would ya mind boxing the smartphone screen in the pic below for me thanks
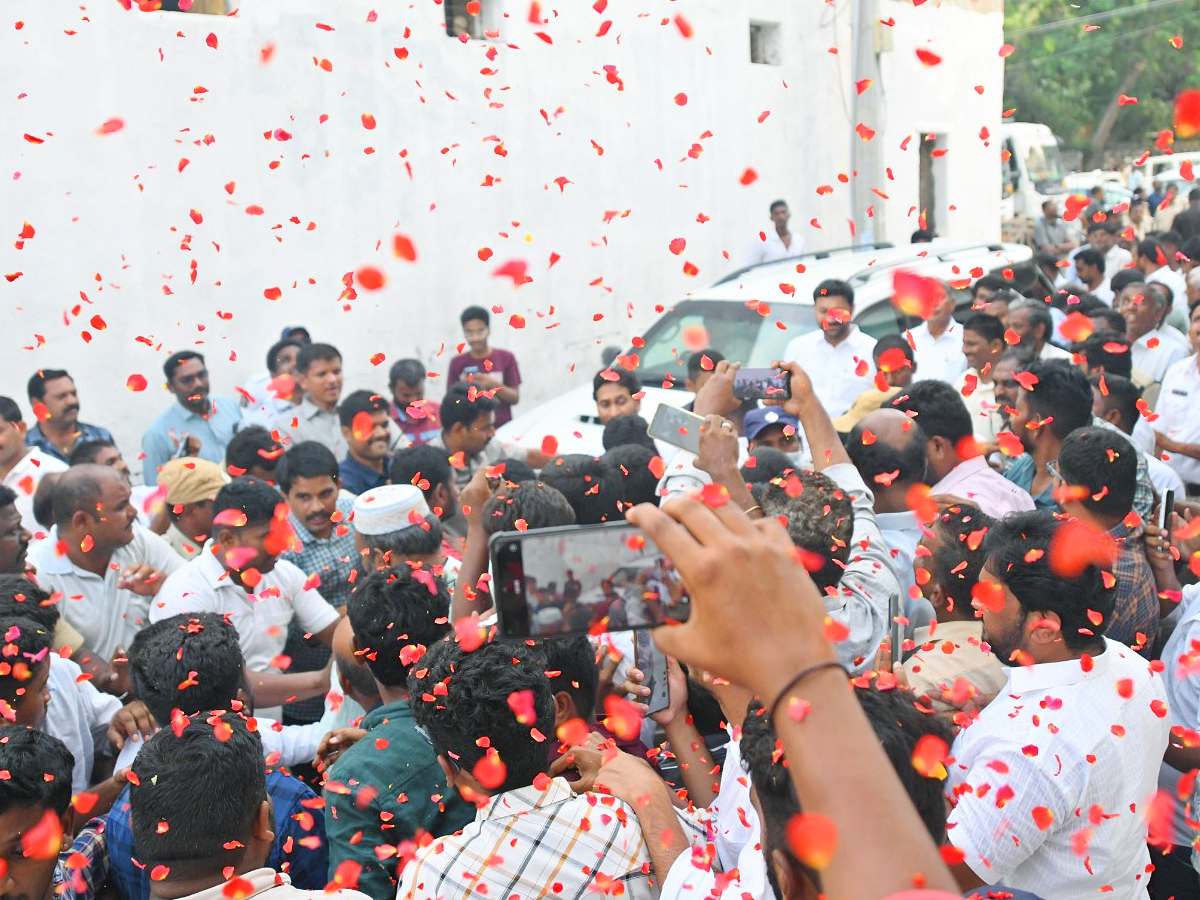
[647,404,705,454]
[733,368,791,401]
[634,629,670,716]
[489,522,690,640]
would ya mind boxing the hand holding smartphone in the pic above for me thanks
[647,405,706,454]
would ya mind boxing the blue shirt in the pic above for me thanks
[105,769,328,900]
[26,422,114,463]
[141,396,241,486]
[1002,454,1058,511]
[338,454,390,496]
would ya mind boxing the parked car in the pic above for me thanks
[498,240,1045,455]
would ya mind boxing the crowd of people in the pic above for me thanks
[3,206,1200,900]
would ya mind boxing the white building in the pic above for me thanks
[0,0,1002,458]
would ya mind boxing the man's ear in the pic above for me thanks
[1028,610,1065,646]
[431,484,449,517]
[771,847,809,900]
[683,378,696,392]
[552,691,574,728]
[59,806,78,839]
[252,799,275,843]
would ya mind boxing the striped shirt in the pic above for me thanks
[396,776,705,900]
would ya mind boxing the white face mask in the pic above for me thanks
[786,450,808,469]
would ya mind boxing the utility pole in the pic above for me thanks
[851,0,886,245]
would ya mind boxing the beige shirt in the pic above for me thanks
[903,619,1008,711]
[163,521,205,560]
[176,869,369,900]
[958,369,1001,445]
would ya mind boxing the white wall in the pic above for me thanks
[0,0,1000,460]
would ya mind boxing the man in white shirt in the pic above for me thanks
[908,286,968,384]
[1073,246,1114,304]
[744,199,801,267]
[1120,281,1190,383]
[1138,236,1189,317]
[958,314,1007,446]
[0,397,67,535]
[30,465,183,662]
[782,279,877,418]
[890,380,1036,518]
[1133,340,1200,495]
[946,510,1170,898]
[151,477,341,719]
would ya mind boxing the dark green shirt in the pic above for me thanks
[324,699,474,900]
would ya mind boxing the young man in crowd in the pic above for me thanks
[142,351,242,487]
[958,313,1007,446]
[24,369,115,464]
[430,384,547,490]
[743,407,803,458]
[390,443,463,540]
[539,454,624,524]
[782,279,877,418]
[325,569,474,898]
[273,343,347,459]
[240,337,304,429]
[906,285,966,384]
[224,425,284,482]
[1073,246,1113,304]
[0,396,68,533]
[337,389,392,495]
[448,306,521,428]
[593,366,643,425]
[155,457,224,561]
[387,358,441,446]
[745,198,798,265]
[833,333,916,434]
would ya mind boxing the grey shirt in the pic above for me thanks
[274,398,348,458]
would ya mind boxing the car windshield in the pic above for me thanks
[1024,140,1065,194]
[631,299,816,385]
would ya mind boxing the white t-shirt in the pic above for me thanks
[3,448,67,536]
[781,326,878,418]
[44,654,122,793]
[114,715,324,772]
[908,321,968,385]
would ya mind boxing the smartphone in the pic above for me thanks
[462,365,481,376]
[172,434,192,460]
[733,368,792,401]
[488,522,690,640]
[647,404,705,454]
[634,629,670,716]
[1159,489,1175,545]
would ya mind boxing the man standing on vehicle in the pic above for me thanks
[744,199,800,266]
[782,279,877,418]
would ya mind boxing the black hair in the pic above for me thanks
[910,229,935,243]
[768,199,788,213]
[337,389,389,429]
[926,506,995,615]
[0,616,52,707]
[26,370,71,403]
[540,635,599,722]
[601,444,662,508]
[347,568,452,688]
[973,274,1013,297]
[592,368,642,401]
[50,464,111,527]
[1017,360,1093,441]
[538,455,624,524]
[740,448,797,485]
[360,513,444,559]
[1057,426,1138,519]
[0,726,74,817]
[845,418,928,490]
[759,471,853,593]
[493,458,537,484]
[130,713,266,880]
[408,637,555,793]
[225,426,283,478]
[0,398,22,425]
[390,445,453,498]
[984,510,1113,650]
[68,439,117,467]
[388,358,425,389]
[460,305,490,327]
[212,478,284,530]
[686,350,726,379]
[1109,268,1143,296]
[1181,236,1200,262]
[813,278,854,306]
[128,614,246,725]
[1089,307,1127,336]
[962,312,1005,344]
[889,380,973,448]
[1074,247,1105,275]
[872,333,915,364]
[32,475,60,531]
[440,382,497,432]
[481,482,576,536]
[265,339,302,376]
[601,415,656,452]
[0,577,58,631]
[1137,239,1166,266]
[1076,331,1132,379]
[1089,373,1140,434]
[0,486,16,513]
[275,441,339,493]
[294,342,341,375]
[163,351,203,383]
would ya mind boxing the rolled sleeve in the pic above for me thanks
[283,564,340,636]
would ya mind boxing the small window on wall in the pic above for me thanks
[749,21,782,66]
[157,0,225,12]
[446,0,492,40]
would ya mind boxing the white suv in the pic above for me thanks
[498,240,1045,455]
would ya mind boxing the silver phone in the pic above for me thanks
[647,404,705,454]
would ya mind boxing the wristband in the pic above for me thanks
[767,661,848,722]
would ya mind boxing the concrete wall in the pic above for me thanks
[0,0,1000,462]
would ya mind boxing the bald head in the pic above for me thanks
[51,463,124,525]
[845,409,929,512]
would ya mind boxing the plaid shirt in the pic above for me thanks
[396,777,705,900]
[27,422,114,464]
[1106,520,1159,655]
[54,819,108,900]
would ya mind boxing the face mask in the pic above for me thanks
[786,450,808,469]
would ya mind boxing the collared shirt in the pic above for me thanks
[958,369,1001,445]
[931,455,1036,519]
[782,326,878,418]
[54,819,108,900]
[1132,326,1191,384]
[745,229,801,266]
[947,639,1170,898]
[45,655,122,793]
[397,776,706,900]
[163,521,204,560]
[1148,264,1189,315]
[141,396,241,487]
[105,775,332,900]
[3,448,67,535]
[325,700,476,900]
[1001,454,1057,511]
[1032,216,1071,252]
[1092,416,1156,520]
[1105,519,1159,654]
[1105,244,1133,275]
[280,496,358,611]
[908,321,967,385]
[1133,354,1200,485]
[1156,583,1200,850]
[26,422,114,464]
[1035,340,1073,363]
[903,620,1007,713]
[875,509,936,637]
[273,398,348,459]
[390,399,442,447]
[30,524,185,661]
[150,547,340,675]
[428,433,528,490]
[338,454,389,496]
[160,869,369,900]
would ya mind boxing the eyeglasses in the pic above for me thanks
[1046,459,1062,482]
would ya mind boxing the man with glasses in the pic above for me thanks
[142,350,241,486]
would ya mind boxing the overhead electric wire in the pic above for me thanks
[1006,7,1196,68]
[1009,0,1198,37]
